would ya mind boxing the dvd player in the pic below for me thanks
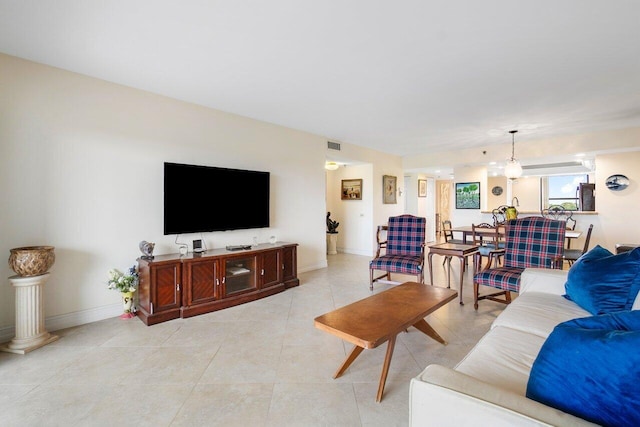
[226,245,252,251]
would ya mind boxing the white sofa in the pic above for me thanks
[409,267,633,426]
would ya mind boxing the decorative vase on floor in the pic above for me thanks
[120,291,136,319]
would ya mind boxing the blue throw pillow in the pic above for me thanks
[564,245,640,315]
[526,311,640,426]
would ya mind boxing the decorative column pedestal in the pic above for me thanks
[0,273,59,354]
[327,233,338,255]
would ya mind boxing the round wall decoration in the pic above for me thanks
[605,174,629,191]
[491,186,504,196]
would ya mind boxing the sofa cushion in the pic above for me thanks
[491,291,590,337]
[526,310,640,426]
[564,245,640,315]
[455,326,546,396]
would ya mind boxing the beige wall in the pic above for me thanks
[0,53,400,335]
[593,151,640,250]
[325,158,405,256]
[444,151,640,252]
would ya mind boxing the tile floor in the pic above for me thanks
[0,250,508,426]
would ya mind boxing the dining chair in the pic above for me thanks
[471,223,505,270]
[491,205,511,226]
[441,219,466,266]
[369,214,426,290]
[563,224,594,267]
[442,220,465,244]
[541,205,575,229]
[542,205,577,249]
[473,217,566,309]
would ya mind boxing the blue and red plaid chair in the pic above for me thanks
[473,217,566,309]
[369,214,426,290]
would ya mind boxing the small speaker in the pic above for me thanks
[193,239,204,253]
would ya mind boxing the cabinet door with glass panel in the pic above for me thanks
[222,255,258,296]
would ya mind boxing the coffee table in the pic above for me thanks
[313,282,457,402]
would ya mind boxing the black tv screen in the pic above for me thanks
[164,162,270,234]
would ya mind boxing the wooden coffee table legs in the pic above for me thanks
[412,318,447,345]
[332,319,445,402]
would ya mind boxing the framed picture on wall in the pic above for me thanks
[383,175,397,204]
[341,179,363,200]
[418,179,427,197]
[455,182,480,209]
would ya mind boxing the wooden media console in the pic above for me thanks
[136,242,298,325]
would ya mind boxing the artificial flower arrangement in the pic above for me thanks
[107,265,139,293]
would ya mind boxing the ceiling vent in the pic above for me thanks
[327,141,341,151]
[521,161,592,176]
[522,161,582,170]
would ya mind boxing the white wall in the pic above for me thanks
[450,166,487,227]
[0,53,399,335]
[403,173,436,242]
[593,151,640,250]
[442,151,640,252]
[326,164,373,256]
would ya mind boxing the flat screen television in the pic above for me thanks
[164,162,270,234]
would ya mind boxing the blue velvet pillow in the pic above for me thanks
[564,245,640,315]
[526,311,640,426]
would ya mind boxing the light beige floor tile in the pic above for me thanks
[0,251,505,425]
[43,346,156,385]
[0,345,92,384]
[267,382,361,426]
[160,321,232,349]
[172,383,273,427]
[0,383,115,426]
[354,380,410,426]
[198,342,281,384]
[80,383,193,427]
[128,346,218,385]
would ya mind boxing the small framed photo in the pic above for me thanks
[418,179,427,198]
[455,182,481,209]
[383,175,397,204]
[341,179,363,200]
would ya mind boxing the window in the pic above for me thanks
[542,174,589,210]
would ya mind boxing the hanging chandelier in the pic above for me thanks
[504,130,523,180]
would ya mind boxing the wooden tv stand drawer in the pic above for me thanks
[137,242,299,325]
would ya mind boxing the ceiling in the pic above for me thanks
[1,1,640,160]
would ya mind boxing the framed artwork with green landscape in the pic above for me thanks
[455,182,480,209]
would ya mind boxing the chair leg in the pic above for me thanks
[369,269,374,291]
[473,281,479,310]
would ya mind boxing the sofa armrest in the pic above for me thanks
[519,268,569,296]
[410,365,597,427]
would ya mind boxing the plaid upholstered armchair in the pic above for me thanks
[369,214,426,291]
[473,217,566,309]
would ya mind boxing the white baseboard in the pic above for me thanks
[0,262,333,343]
[0,303,122,343]
[298,261,328,274]
[337,247,374,257]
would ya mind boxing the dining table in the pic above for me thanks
[451,225,582,246]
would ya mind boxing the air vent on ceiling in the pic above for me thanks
[327,141,341,151]
[522,161,582,170]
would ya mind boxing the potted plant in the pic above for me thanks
[107,266,139,319]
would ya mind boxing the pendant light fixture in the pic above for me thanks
[504,130,523,180]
